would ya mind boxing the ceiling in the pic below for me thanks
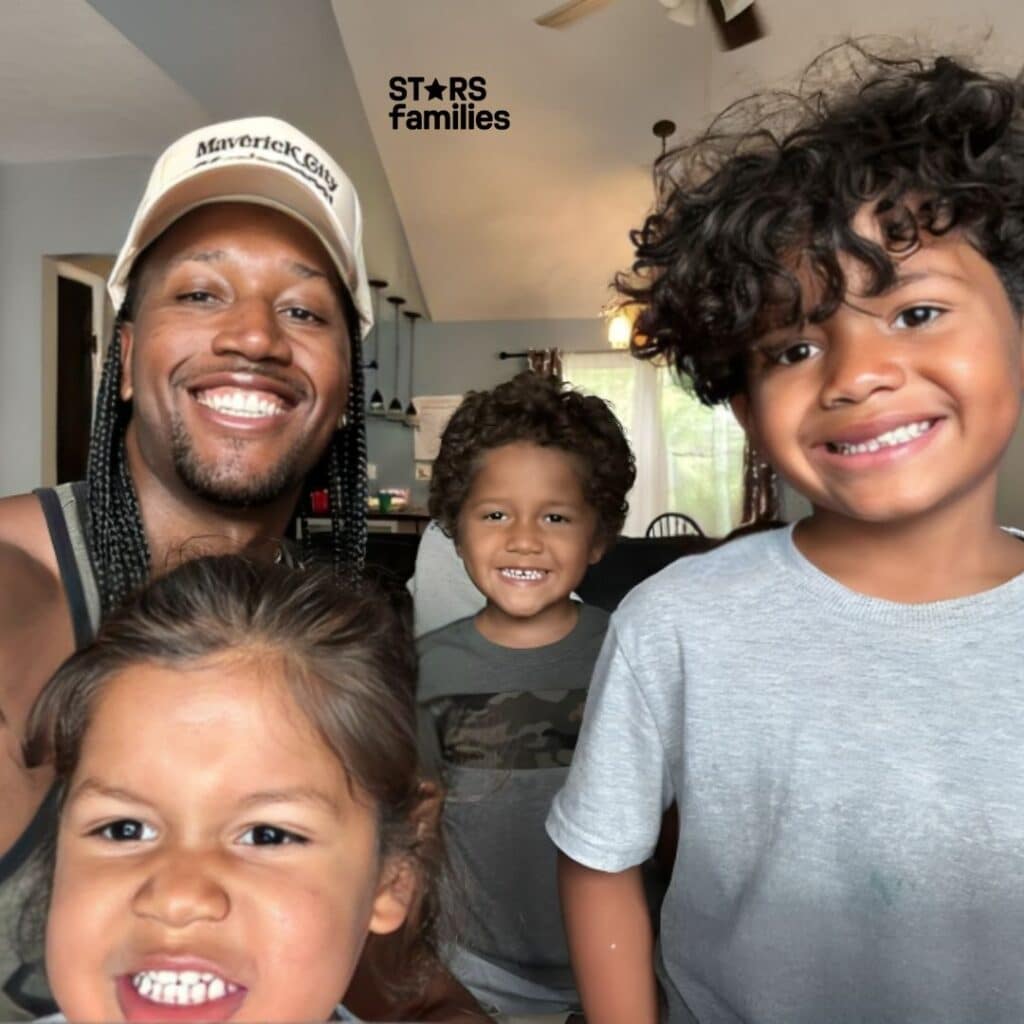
[0,0,207,164]
[3,0,1024,321]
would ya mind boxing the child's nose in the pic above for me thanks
[132,847,231,928]
[505,521,543,553]
[211,297,292,365]
[819,328,906,407]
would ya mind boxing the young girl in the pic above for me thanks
[21,554,455,1024]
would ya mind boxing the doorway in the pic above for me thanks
[56,275,95,482]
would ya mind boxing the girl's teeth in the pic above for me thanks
[502,568,545,580]
[829,419,932,455]
[131,969,237,1006]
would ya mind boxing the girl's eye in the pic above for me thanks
[93,819,156,842]
[769,341,821,367]
[546,513,569,524]
[238,825,307,846]
[892,305,943,330]
[483,511,507,521]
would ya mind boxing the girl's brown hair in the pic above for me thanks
[23,554,443,1000]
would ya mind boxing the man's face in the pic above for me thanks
[120,203,350,508]
[732,226,1024,528]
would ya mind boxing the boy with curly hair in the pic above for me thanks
[547,47,1024,1024]
[418,371,635,1021]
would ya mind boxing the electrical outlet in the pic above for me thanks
[367,462,378,481]
[415,462,432,481]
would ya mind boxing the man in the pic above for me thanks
[0,116,485,1023]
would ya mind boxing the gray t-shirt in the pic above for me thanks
[547,525,1024,1024]
[418,605,609,1015]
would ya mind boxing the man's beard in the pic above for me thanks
[169,414,315,508]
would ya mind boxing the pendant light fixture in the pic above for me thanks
[403,310,421,428]
[386,295,406,420]
[367,279,387,415]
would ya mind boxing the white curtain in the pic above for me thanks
[562,351,667,537]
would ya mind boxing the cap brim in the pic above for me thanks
[108,163,372,335]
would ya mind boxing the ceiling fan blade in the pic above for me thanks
[662,0,699,27]
[534,0,617,28]
[709,0,765,49]
[717,0,754,20]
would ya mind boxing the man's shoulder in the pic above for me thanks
[0,539,64,633]
[0,492,57,578]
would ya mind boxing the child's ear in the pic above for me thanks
[367,781,443,936]
[729,391,751,435]
[119,323,135,402]
[367,863,414,936]
[588,533,608,566]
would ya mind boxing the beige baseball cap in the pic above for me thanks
[107,116,373,337]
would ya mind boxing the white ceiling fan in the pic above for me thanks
[535,0,764,49]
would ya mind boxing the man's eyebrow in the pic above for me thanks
[285,260,328,281]
[166,248,227,268]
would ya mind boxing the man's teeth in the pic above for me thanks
[131,969,237,1005]
[829,419,933,455]
[501,568,547,581]
[196,390,284,418]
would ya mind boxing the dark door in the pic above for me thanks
[57,276,95,483]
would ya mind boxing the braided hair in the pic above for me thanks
[85,265,368,616]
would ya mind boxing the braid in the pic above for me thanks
[85,323,151,615]
[332,324,368,583]
[297,309,368,583]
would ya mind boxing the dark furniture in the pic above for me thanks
[645,511,705,538]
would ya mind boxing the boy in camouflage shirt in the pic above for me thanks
[417,371,634,1022]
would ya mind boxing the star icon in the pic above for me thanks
[425,78,446,101]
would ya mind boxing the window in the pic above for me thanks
[563,350,746,537]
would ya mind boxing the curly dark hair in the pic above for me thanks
[429,371,635,544]
[618,42,1024,405]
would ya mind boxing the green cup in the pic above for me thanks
[378,492,392,513]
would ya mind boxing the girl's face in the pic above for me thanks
[47,656,411,1023]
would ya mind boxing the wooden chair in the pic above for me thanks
[645,512,705,538]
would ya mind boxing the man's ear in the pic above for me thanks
[118,323,134,402]
[367,781,442,937]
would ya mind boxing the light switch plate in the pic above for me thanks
[415,462,432,481]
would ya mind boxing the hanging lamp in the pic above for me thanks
[403,311,421,428]
[367,279,387,415]
[386,295,406,420]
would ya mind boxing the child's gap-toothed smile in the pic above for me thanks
[824,418,937,456]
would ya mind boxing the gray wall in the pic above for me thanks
[0,156,153,494]
[0,0,426,494]
[365,317,607,505]
[87,0,426,309]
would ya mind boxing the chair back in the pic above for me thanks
[645,512,704,538]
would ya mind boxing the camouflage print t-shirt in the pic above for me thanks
[416,605,609,1014]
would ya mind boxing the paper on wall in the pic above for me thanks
[412,394,463,461]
